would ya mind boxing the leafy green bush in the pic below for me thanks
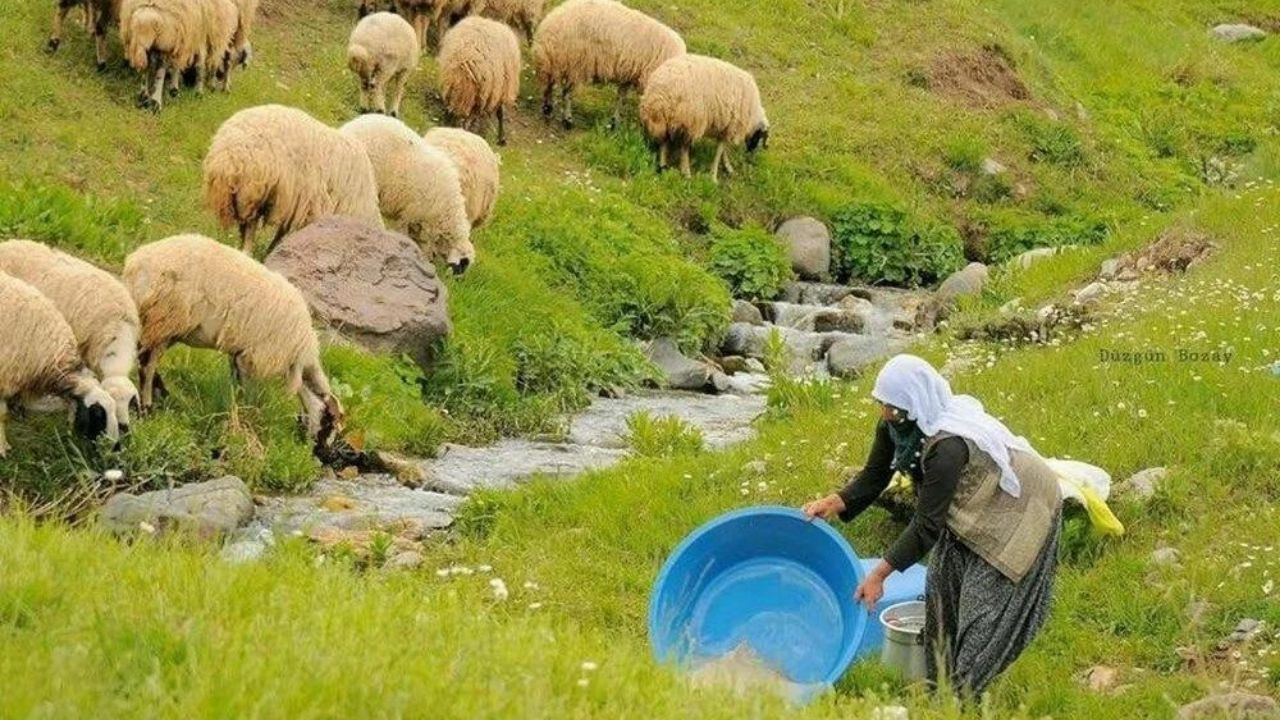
[322,345,448,458]
[623,411,704,457]
[0,181,141,264]
[706,223,793,300]
[977,210,1110,263]
[830,202,965,285]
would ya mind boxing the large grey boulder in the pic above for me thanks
[100,476,254,539]
[645,337,729,393]
[936,262,989,304]
[266,216,452,373]
[1210,24,1266,42]
[776,217,831,280]
[826,335,902,378]
[731,299,764,325]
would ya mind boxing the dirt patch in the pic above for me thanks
[925,45,1031,109]
[1108,227,1217,279]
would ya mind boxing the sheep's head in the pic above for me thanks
[444,238,476,275]
[409,221,475,275]
[314,393,346,455]
[102,376,141,434]
[69,372,120,448]
[347,46,376,90]
[746,122,770,153]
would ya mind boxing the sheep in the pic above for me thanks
[203,104,385,254]
[0,240,142,432]
[122,234,344,451]
[392,0,483,48]
[0,272,121,457]
[201,0,241,92]
[49,0,123,71]
[437,16,521,145]
[357,0,395,19]
[639,54,770,182]
[347,11,420,118]
[532,0,685,129]
[120,0,239,109]
[479,0,543,43]
[422,126,500,228]
[339,115,474,273]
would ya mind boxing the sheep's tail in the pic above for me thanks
[124,6,163,70]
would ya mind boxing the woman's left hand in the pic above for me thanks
[853,560,892,612]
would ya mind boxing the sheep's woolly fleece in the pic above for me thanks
[640,53,768,145]
[340,115,472,265]
[202,104,384,250]
[347,12,420,112]
[479,0,545,39]
[120,0,206,71]
[438,16,521,120]
[423,126,501,228]
[532,0,685,90]
[0,272,86,402]
[123,234,320,385]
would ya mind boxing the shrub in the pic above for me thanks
[830,201,965,285]
[706,223,793,300]
[977,209,1110,263]
[322,345,449,458]
[623,411,704,457]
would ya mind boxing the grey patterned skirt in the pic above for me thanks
[922,509,1062,696]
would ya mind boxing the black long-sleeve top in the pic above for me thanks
[837,420,969,571]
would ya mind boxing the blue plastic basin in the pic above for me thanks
[647,506,868,688]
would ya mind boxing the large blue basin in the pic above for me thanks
[647,506,868,688]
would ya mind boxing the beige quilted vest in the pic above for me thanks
[926,432,1062,583]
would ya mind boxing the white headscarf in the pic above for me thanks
[871,354,1037,497]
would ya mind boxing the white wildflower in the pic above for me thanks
[581,661,598,672]
[489,578,509,601]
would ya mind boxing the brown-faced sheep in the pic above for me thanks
[347,11,420,117]
[0,272,121,456]
[49,0,124,70]
[123,235,344,451]
[423,126,500,228]
[392,0,477,48]
[203,104,385,254]
[532,0,685,129]
[0,240,142,431]
[479,0,543,43]
[639,54,769,182]
[340,115,474,273]
[437,16,521,145]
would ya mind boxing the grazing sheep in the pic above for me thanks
[437,16,521,145]
[121,0,237,109]
[532,0,685,129]
[201,0,241,92]
[423,126,500,228]
[122,235,344,450]
[49,0,123,71]
[0,240,142,431]
[479,0,543,43]
[340,115,474,273]
[639,54,769,182]
[0,272,121,457]
[203,104,385,254]
[347,11,420,117]
[231,0,258,66]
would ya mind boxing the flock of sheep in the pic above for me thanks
[2,0,774,461]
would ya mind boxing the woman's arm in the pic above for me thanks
[881,436,968,571]
[835,420,897,521]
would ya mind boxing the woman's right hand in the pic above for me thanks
[802,493,846,522]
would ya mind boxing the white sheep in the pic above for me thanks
[422,126,500,228]
[532,0,685,129]
[0,240,142,431]
[122,234,344,449]
[339,114,474,273]
[639,53,770,182]
[437,16,521,145]
[479,0,544,43]
[0,272,121,457]
[49,0,122,70]
[203,104,385,254]
[347,11,420,118]
[230,0,258,67]
[121,0,204,110]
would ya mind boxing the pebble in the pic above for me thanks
[384,550,424,571]
[1151,547,1182,566]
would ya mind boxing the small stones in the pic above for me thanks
[731,299,764,325]
[1176,692,1278,720]
[384,550,424,571]
[1081,665,1117,693]
[1074,282,1106,306]
[1150,547,1182,566]
[1209,24,1267,43]
[980,157,1006,175]
[1222,618,1264,647]
[1099,258,1120,280]
[1120,467,1167,500]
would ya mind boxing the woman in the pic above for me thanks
[802,354,1062,696]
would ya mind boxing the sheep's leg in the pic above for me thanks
[413,13,429,49]
[721,147,735,177]
[167,65,180,97]
[238,221,257,254]
[226,353,244,429]
[0,399,9,458]
[193,54,207,95]
[143,54,166,112]
[138,344,168,410]
[218,51,234,92]
[679,142,692,178]
[540,80,555,121]
[711,142,725,184]
[496,106,507,146]
[560,85,574,129]
[655,140,668,173]
[93,11,110,71]
[610,86,627,131]
[298,364,341,449]
[49,0,74,52]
